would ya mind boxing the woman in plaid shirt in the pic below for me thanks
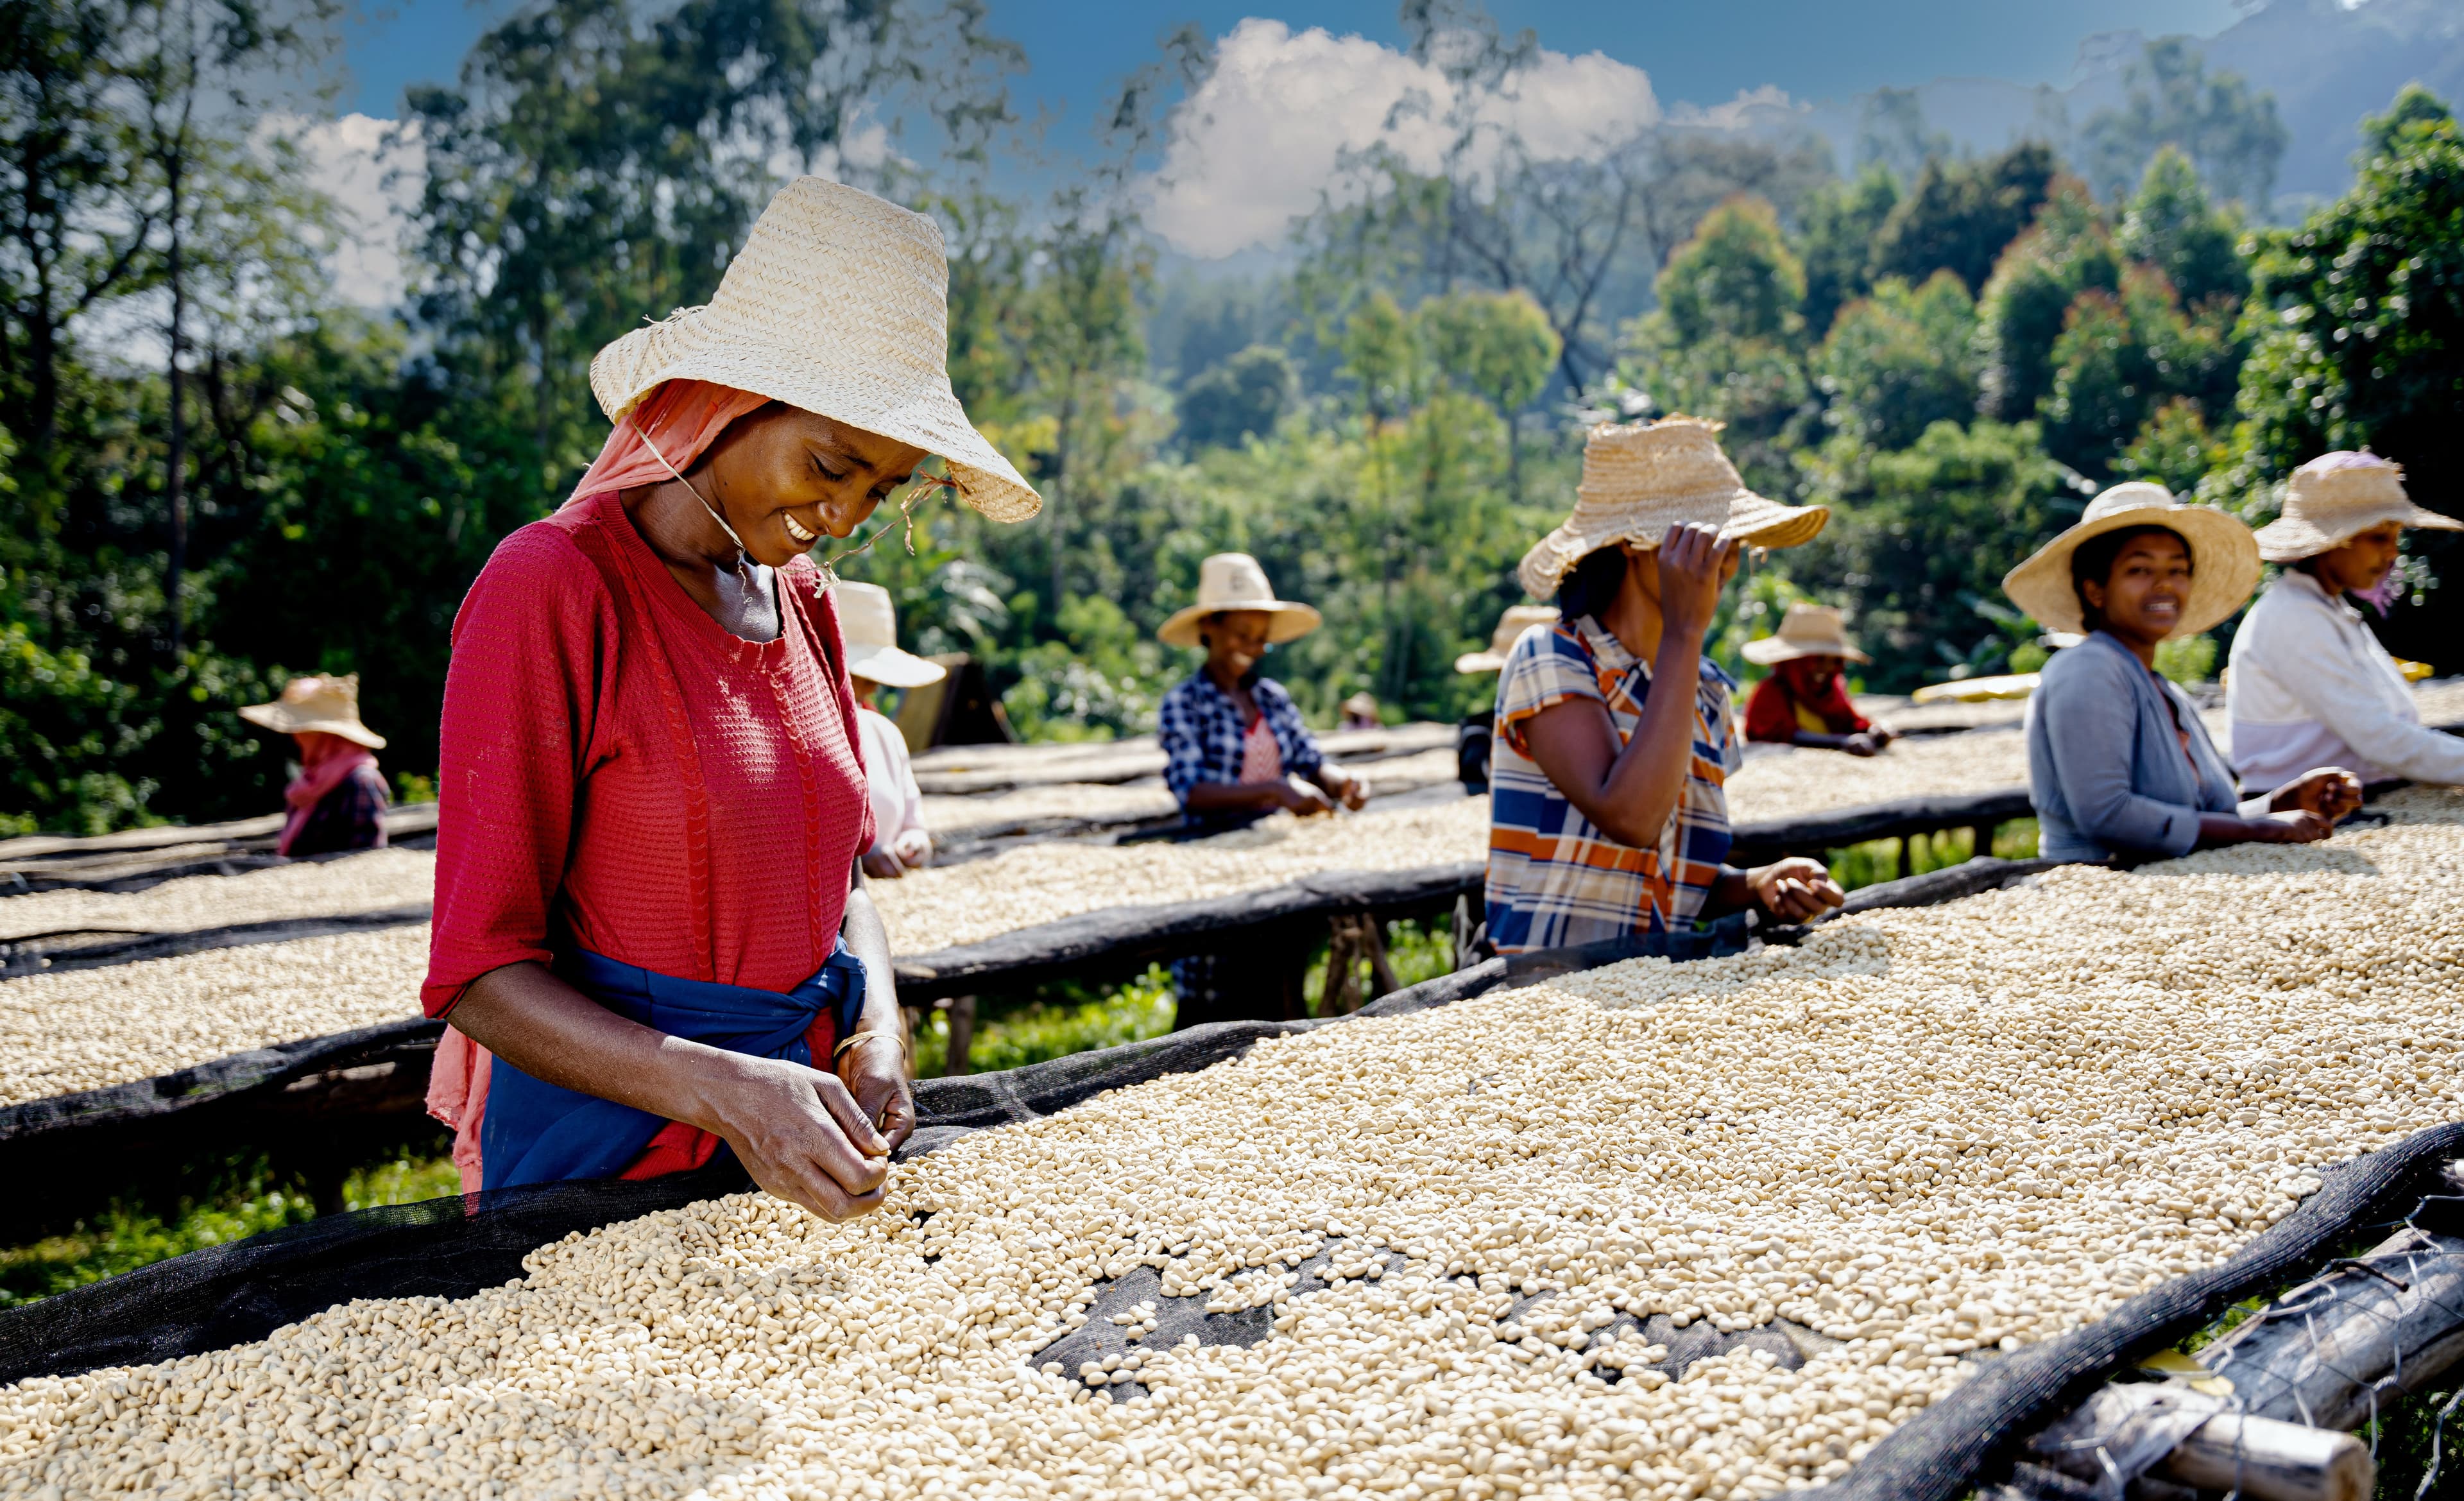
[1487,419,1847,955]
[1157,553,1369,833]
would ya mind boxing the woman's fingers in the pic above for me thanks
[810,1068,892,1160]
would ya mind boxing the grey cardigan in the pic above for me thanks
[2026,631,2243,862]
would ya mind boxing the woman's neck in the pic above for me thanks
[1205,656,1253,696]
[619,479,778,639]
[1598,576,1664,664]
[2099,624,2163,671]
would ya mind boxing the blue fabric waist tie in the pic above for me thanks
[479,939,867,1192]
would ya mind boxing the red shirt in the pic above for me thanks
[423,490,874,1020]
[1743,669,1870,744]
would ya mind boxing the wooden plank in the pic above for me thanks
[1727,788,2035,862]
[0,905,432,979]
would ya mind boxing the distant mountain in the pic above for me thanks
[1722,0,2464,212]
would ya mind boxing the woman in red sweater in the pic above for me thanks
[422,179,1040,1216]
[1741,603,1895,756]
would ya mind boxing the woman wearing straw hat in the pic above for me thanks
[1486,418,1846,956]
[420,178,1038,1213]
[2228,452,2464,789]
[1156,552,1368,833]
[237,674,391,857]
[1739,603,1896,755]
[1454,604,1560,792]
[2005,482,2359,864]
[838,580,943,880]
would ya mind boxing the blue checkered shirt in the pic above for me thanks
[1158,669,1324,816]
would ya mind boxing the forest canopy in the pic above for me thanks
[1,0,2458,833]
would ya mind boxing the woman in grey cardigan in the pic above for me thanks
[2004,484,2361,862]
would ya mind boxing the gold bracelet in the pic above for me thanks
[833,1030,902,1061]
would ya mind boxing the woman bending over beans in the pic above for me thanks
[420,179,1041,1215]
[2008,483,2359,865]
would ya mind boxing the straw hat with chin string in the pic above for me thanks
[1455,605,1562,674]
[1518,417,1829,601]
[834,581,946,690]
[1158,553,1322,650]
[239,674,386,750]
[588,177,1040,525]
[2001,482,2261,639]
[2249,450,2461,563]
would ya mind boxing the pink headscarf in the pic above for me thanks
[430,377,773,1193]
[275,732,379,857]
[564,378,774,509]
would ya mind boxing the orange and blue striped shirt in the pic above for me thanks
[1484,616,1740,953]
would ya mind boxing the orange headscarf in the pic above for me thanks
[564,379,773,508]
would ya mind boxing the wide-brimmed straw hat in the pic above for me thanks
[588,178,1040,525]
[1741,603,1871,666]
[1158,553,1322,649]
[835,581,946,690]
[1455,605,1561,673]
[2002,481,2260,639]
[2249,451,2461,563]
[1517,418,1829,601]
[238,674,386,750]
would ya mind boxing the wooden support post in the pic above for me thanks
[898,1005,923,1078]
[1451,895,1481,973]
[1897,835,1914,881]
[2015,1382,2373,1501]
[1362,918,1400,1000]
[1323,915,1367,1016]
[944,995,976,1077]
[1967,823,1993,862]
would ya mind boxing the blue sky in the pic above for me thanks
[343,0,2242,124]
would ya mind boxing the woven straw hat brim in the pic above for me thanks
[237,702,386,750]
[1158,600,1322,651]
[1455,650,1510,674]
[844,644,946,690]
[2001,503,2261,639]
[593,323,1040,525]
[1740,633,1869,667]
[2250,499,2463,563]
[1516,501,1828,602]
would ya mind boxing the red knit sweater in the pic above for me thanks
[423,491,874,1021]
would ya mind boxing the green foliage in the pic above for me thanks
[2361,83,2454,162]
[2153,632,2216,685]
[1657,196,1806,347]
[1815,271,1980,450]
[2080,37,2288,209]
[2119,397,2226,495]
[1826,819,2040,893]
[909,967,1176,1078]
[2119,147,2250,309]
[1000,593,1165,741]
[1869,142,2059,296]
[1792,421,2076,692]
[1976,178,2123,422]
[1178,345,1295,451]
[2212,87,2464,664]
[1799,165,1900,341]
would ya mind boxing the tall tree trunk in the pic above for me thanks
[1048,382,1078,612]
[164,159,187,660]
[1504,400,1523,504]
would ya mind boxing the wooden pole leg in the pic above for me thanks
[1362,916,1400,1000]
[945,995,976,1077]
[1967,823,1993,862]
[1322,915,1364,1016]
[1897,835,1914,881]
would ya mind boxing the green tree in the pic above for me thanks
[2039,265,2239,482]
[1975,177,2121,422]
[2118,397,2223,496]
[1815,271,1979,451]
[2117,146,2248,309]
[1178,344,1294,452]
[1419,287,1559,500]
[1797,164,1899,341]
[2214,89,2464,667]
[1869,142,2059,296]
[2080,37,2287,209]
[2361,83,2453,160]
[1790,420,2075,692]
[1656,195,1806,347]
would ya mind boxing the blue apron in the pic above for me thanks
[479,941,868,1190]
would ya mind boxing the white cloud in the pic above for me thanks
[1141,18,1664,259]
[282,112,425,309]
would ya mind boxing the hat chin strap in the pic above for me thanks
[630,416,757,578]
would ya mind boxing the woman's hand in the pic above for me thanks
[1841,731,1886,758]
[697,1052,895,1220]
[1322,770,1369,811]
[2270,767,2363,823]
[2250,809,2336,843]
[1745,857,1846,922]
[1276,779,1338,816]
[1653,523,1737,644]
[861,848,908,880]
[891,828,934,870]
[835,1031,916,1156]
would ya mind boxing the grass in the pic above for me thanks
[0,1144,461,1308]
[1826,818,2041,893]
